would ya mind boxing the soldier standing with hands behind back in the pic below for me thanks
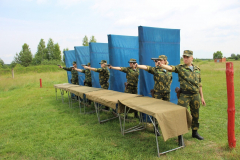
[159,50,206,140]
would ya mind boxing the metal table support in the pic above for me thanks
[119,105,146,135]
[94,102,118,124]
[148,115,185,157]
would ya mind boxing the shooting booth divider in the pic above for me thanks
[89,42,109,88]
[138,26,180,104]
[74,46,90,85]
[64,50,76,84]
[108,34,140,93]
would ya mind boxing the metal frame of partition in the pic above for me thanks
[120,105,185,157]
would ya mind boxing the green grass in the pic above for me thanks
[0,61,240,159]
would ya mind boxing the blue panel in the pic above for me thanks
[75,46,90,85]
[89,43,109,88]
[138,26,180,104]
[108,35,140,93]
[64,50,76,84]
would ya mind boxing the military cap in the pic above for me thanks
[128,58,137,63]
[72,61,77,64]
[87,62,91,66]
[99,60,107,64]
[158,55,167,60]
[183,50,193,57]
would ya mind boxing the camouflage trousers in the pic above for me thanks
[177,93,200,130]
[101,82,109,89]
[84,82,92,104]
[154,92,170,101]
[125,86,138,94]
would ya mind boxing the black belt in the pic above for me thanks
[155,91,170,94]
[127,84,137,88]
[180,90,196,95]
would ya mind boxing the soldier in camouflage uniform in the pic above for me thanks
[108,58,139,118]
[84,60,110,110]
[74,63,92,87]
[84,60,110,89]
[74,62,92,105]
[59,61,79,85]
[137,55,172,101]
[160,50,206,140]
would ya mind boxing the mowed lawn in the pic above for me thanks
[0,61,240,160]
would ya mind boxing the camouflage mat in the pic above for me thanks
[119,96,192,142]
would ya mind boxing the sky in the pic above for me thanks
[0,0,240,64]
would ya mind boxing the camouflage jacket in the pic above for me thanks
[81,69,92,83]
[95,67,110,85]
[146,66,172,93]
[63,67,79,84]
[170,64,202,93]
[121,67,139,87]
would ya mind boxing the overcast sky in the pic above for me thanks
[0,0,240,64]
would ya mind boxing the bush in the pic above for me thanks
[0,65,63,75]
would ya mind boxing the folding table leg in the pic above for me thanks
[148,115,185,157]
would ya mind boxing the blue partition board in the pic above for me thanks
[108,34,140,93]
[64,50,76,84]
[138,26,180,104]
[89,43,109,88]
[75,46,90,85]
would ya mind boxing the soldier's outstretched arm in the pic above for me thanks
[108,65,121,71]
[136,64,148,70]
[84,66,96,71]
[74,68,83,72]
[159,63,173,71]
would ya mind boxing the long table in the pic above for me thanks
[54,83,77,103]
[118,96,192,157]
[85,90,140,126]
[67,86,103,114]
[54,84,192,157]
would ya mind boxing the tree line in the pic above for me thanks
[0,35,96,69]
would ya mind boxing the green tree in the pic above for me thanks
[62,48,69,63]
[82,35,89,46]
[231,53,236,58]
[18,43,32,67]
[36,39,47,61]
[53,43,61,61]
[213,51,223,59]
[235,54,240,60]
[89,36,97,43]
[0,58,4,67]
[46,38,54,60]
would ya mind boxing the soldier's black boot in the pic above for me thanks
[134,112,139,119]
[192,130,204,140]
[154,124,161,136]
